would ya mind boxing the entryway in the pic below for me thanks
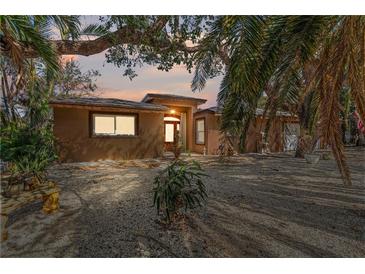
[164,114,180,151]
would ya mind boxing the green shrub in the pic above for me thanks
[0,120,57,181]
[153,160,208,222]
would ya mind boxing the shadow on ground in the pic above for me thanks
[1,148,364,257]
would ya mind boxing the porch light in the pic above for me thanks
[170,109,176,114]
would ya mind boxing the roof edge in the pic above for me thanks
[195,106,297,118]
[142,93,207,104]
[49,97,169,112]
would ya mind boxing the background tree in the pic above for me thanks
[55,60,100,96]
[192,16,365,185]
[0,15,212,112]
[1,16,214,78]
[0,16,82,185]
[0,60,57,187]
[0,16,81,78]
[0,15,82,122]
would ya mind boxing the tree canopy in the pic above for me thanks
[0,16,218,78]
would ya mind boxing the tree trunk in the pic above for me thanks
[1,69,11,122]
[295,126,311,158]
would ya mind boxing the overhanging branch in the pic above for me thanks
[1,16,200,58]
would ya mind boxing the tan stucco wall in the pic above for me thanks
[192,111,220,154]
[193,111,298,154]
[53,106,164,162]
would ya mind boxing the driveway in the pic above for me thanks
[1,148,364,257]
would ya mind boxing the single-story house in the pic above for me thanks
[50,93,299,162]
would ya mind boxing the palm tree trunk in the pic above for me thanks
[1,68,11,122]
[295,126,312,157]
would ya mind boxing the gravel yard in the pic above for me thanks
[1,148,364,257]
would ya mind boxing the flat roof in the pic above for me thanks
[141,93,207,105]
[49,97,169,112]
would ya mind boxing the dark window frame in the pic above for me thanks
[89,111,139,138]
[195,117,206,145]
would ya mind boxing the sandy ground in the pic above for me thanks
[1,148,364,257]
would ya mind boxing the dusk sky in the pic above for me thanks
[75,53,221,108]
[60,16,221,109]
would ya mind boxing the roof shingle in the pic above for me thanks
[49,97,169,111]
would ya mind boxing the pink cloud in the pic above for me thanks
[95,87,217,109]
[95,89,154,102]
[75,48,221,108]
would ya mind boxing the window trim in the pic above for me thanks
[89,111,138,138]
[195,117,206,145]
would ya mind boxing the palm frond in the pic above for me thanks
[348,16,365,124]
[191,16,226,92]
[205,16,360,185]
[0,16,60,76]
[316,21,351,185]
[220,17,267,151]
[80,23,110,37]
[50,16,81,40]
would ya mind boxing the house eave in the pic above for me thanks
[49,98,169,112]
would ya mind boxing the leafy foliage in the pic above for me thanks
[0,121,57,179]
[1,15,215,81]
[0,16,81,78]
[191,16,227,91]
[101,16,215,79]
[193,16,365,185]
[153,160,208,222]
[0,60,57,183]
[56,60,100,95]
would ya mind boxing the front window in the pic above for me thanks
[92,113,136,136]
[195,118,205,144]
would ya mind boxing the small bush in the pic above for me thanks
[0,121,57,182]
[153,160,208,222]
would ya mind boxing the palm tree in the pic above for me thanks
[192,16,365,185]
[0,16,81,75]
[0,16,81,121]
[0,17,83,182]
